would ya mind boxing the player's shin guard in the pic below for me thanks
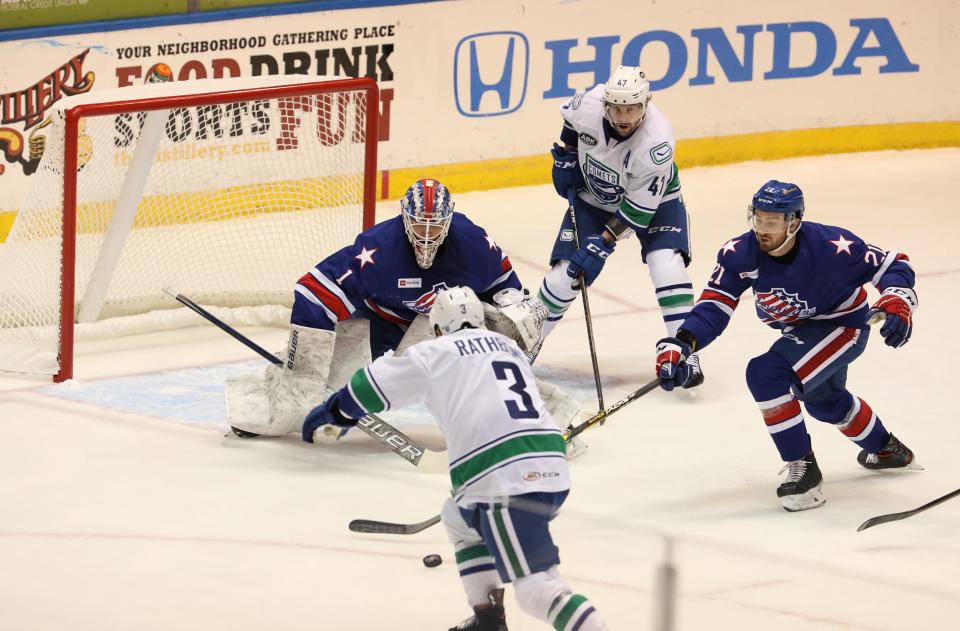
[539,262,578,338]
[514,568,607,631]
[834,396,890,454]
[747,354,810,461]
[443,499,501,607]
[645,249,694,337]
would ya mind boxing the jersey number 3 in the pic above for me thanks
[492,361,539,419]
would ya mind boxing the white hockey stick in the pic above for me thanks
[164,287,447,473]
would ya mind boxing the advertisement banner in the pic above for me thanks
[0,0,957,218]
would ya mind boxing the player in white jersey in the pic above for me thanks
[303,287,607,631]
[539,65,703,385]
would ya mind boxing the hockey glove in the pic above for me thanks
[302,390,358,443]
[866,287,917,348]
[550,143,584,198]
[655,337,694,391]
[566,235,614,287]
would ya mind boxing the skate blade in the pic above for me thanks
[781,486,826,512]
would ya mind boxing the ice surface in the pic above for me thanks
[2,149,958,630]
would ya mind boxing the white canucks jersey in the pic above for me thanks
[561,84,681,230]
[340,328,570,504]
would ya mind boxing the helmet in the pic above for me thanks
[603,66,651,134]
[429,286,485,336]
[401,178,454,269]
[749,180,805,217]
[748,180,804,253]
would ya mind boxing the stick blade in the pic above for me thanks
[349,519,410,535]
[857,512,909,532]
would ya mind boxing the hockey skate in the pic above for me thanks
[684,352,705,389]
[777,451,825,512]
[857,433,922,470]
[449,588,508,631]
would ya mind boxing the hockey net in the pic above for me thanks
[0,76,378,381]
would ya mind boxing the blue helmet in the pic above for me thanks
[749,180,804,218]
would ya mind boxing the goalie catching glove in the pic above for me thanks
[483,288,548,361]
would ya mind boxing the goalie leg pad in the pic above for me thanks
[535,377,584,429]
[326,318,372,391]
[227,325,335,436]
[393,314,434,357]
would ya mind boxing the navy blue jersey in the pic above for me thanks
[681,221,915,349]
[291,212,521,330]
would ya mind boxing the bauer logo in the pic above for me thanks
[454,31,529,117]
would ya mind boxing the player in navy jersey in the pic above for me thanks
[225,179,569,441]
[654,180,920,511]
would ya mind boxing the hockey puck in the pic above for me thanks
[422,553,442,568]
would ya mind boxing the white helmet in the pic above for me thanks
[429,286,485,336]
[603,66,651,134]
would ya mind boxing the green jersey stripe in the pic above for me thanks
[348,367,387,413]
[553,594,589,630]
[455,544,492,564]
[493,506,524,578]
[666,163,681,194]
[450,433,566,490]
[618,202,655,228]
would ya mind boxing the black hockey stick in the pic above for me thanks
[348,377,663,535]
[857,488,960,532]
[349,514,441,535]
[564,376,661,441]
[567,189,605,414]
[163,287,447,473]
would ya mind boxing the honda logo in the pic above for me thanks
[453,31,529,117]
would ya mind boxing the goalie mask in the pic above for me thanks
[401,178,454,269]
[429,286,485,336]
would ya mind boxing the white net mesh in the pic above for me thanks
[0,77,374,377]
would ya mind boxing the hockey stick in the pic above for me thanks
[349,513,441,535]
[163,287,447,473]
[857,488,960,532]
[567,189,605,414]
[348,377,662,535]
[564,376,661,441]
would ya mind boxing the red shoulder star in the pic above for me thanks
[721,239,740,255]
[829,235,854,255]
[354,246,378,269]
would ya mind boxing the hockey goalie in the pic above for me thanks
[226,178,589,457]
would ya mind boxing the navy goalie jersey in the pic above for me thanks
[291,212,521,331]
[681,221,915,349]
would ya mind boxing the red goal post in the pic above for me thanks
[0,76,378,382]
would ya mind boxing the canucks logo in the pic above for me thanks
[755,288,816,324]
[402,282,451,314]
[583,154,624,205]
